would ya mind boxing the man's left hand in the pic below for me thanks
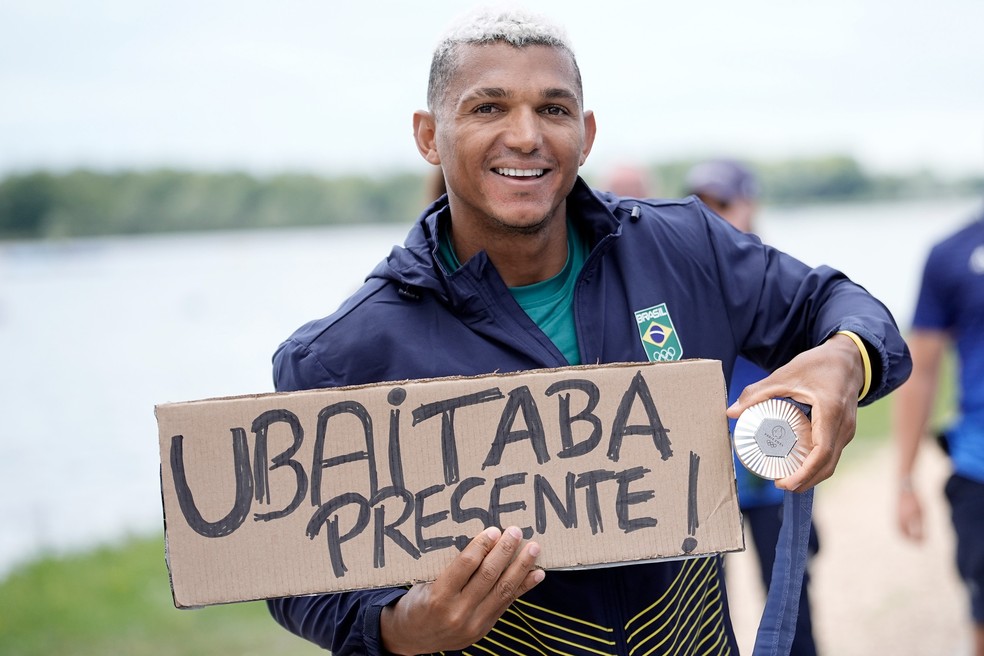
[727,333,865,491]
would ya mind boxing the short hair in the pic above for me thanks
[427,6,582,114]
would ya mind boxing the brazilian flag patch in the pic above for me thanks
[634,303,683,362]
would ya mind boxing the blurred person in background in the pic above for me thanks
[686,159,759,233]
[894,205,984,656]
[686,158,821,656]
[600,162,656,197]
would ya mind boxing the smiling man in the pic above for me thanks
[267,7,911,655]
[414,39,594,289]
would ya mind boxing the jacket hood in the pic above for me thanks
[367,176,623,302]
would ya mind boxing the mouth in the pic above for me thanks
[493,167,546,179]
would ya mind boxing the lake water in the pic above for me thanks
[0,196,980,579]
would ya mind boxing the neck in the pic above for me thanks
[451,215,569,287]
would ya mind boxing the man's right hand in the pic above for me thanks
[380,525,545,655]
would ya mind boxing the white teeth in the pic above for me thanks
[494,168,544,177]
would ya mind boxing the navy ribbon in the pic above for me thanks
[741,397,815,656]
[751,486,815,656]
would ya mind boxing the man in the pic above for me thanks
[686,159,819,655]
[684,159,759,233]
[602,162,655,198]
[894,209,984,656]
[268,8,911,655]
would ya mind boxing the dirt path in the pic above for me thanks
[726,440,972,655]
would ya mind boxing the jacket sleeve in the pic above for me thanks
[267,588,408,654]
[267,336,409,655]
[696,202,911,405]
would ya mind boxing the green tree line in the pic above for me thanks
[1,157,981,240]
[0,169,429,240]
[649,155,983,204]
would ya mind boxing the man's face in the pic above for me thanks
[417,43,595,236]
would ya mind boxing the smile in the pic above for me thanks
[493,168,545,178]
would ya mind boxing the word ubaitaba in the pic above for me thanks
[156,360,742,608]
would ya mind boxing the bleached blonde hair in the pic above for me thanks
[426,6,582,113]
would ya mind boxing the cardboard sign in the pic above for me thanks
[156,360,742,608]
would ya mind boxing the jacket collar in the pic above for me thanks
[370,176,623,304]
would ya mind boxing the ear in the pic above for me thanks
[413,110,441,165]
[579,110,597,166]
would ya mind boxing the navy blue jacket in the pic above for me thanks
[268,178,911,655]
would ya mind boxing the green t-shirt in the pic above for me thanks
[437,218,587,365]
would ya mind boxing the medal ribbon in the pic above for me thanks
[751,486,815,656]
[736,398,815,656]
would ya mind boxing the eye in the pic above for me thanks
[542,105,570,116]
[474,103,499,114]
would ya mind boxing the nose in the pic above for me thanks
[502,107,541,153]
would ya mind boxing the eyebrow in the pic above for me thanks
[460,86,580,104]
[542,88,580,104]
[465,87,508,101]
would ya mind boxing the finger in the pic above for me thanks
[726,379,775,418]
[465,526,524,595]
[727,375,809,419]
[500,540,543,598]
[437,526,502,595]
[783,386,859,490]
[775,436,837,491]
[479,540,544,617]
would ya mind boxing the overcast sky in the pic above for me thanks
[2,0,982,179]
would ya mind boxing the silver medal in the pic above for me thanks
[733,398,812,480]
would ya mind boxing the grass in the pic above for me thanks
[1,356,955,655]
[0,535,323,656]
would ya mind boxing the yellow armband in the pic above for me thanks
[836,330,872,401]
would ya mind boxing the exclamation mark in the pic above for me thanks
[682,450,700,553]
